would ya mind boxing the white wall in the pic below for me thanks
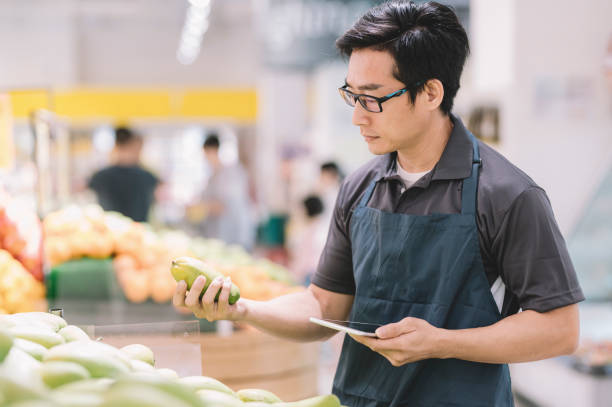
[470,0,612,235]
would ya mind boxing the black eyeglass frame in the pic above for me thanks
[338,80,425,113]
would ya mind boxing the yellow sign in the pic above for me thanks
[0,93,15,170]
[8,88,257,123]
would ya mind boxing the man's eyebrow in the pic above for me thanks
[344,79,383,91]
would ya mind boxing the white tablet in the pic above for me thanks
[309,317,380,337]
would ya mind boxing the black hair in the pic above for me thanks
[321,161,344,180]
[203,132,220,149]
[336,0,469,115]
[303,195,324,218]
[115,126,140,146]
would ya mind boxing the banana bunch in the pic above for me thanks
[0,311,343,407]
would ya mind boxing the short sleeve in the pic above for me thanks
[492,187,584,312]
[311,184,356,295]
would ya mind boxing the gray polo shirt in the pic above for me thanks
[312,115,584,317]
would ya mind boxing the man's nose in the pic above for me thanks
[352,103,370,127]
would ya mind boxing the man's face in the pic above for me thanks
[345,48,429,155]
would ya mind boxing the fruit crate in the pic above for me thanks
[80,320,202,378]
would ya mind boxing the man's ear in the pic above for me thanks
[422,79,444,111]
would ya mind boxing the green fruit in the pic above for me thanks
[130,359,155,372]
[171,257,240,304]
[120,343,155,366]
[44,341,131,378]
[58,325,90,342]
[107,375,204,407]
[53,378,114,393]
[0,375,44,404]
[13,339,48,361]
[0,328,13,362]
[9,326,65,348]
[99,384,197,407]
[278,395,341,407]
[5,312,67,332]
[5,401,60,407]
[50,390,104,407]
[155,368,179,380]
[177,376,236,396]
[0,348,45,403]
[40,361,91,388]
[237,389,282,403]
[196,390,244,407]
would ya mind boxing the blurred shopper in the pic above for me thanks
[174,2,583,406]
[195,133,254,250]
[88,126,159,222]
[318,161,343,227]
[288,195,327,286]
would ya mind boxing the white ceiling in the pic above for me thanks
[0,0,259,88]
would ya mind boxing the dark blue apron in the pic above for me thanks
[333,133,513,407]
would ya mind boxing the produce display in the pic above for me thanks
[43,205,302,304]
[0,311,342,407]
[0,250,46,314]
[0,189,43,281]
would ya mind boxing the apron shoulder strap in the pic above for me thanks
[461,131,482,216]
[357,179,378,209]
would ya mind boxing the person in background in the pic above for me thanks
[288,194,327,286]
[88,126,159,222]
[174,1,583,406]
[195,133,254,250]
[318,161,343,220]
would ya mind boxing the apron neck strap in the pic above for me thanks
[357,178,378,209]
[461,131,482,215]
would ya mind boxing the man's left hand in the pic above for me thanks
[350,317,444,367]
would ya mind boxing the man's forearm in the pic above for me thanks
[437,304,580,364]
[238,290,334,342]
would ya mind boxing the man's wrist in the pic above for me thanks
[231,298,251,322]
[434,327,455,359]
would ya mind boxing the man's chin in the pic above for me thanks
[366,144,391,156]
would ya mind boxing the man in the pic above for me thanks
[195,133,254,250]
[174,2,583,406]
[88,126,159,222]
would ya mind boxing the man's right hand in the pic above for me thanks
[172,275,245,322]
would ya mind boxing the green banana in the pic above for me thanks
[106,375,205,407]
[196,390,244,407]
[156,368,179,380]
[8,326,65,348]
[177,375,236,396]
[275,395,341,407]
[237,388,282,403]
[171,257,240,304]
[13,338,48,361]
[120,343,155,366]
[44,341,131,378]
[4,312,67,332]
[0,328,13,362]
[40,361,91,389]
[58,325,91,342]
[53,378,114,394]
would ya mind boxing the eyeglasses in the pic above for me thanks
[338,81,424,113]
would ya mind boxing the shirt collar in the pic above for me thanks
[378,113,473,184]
